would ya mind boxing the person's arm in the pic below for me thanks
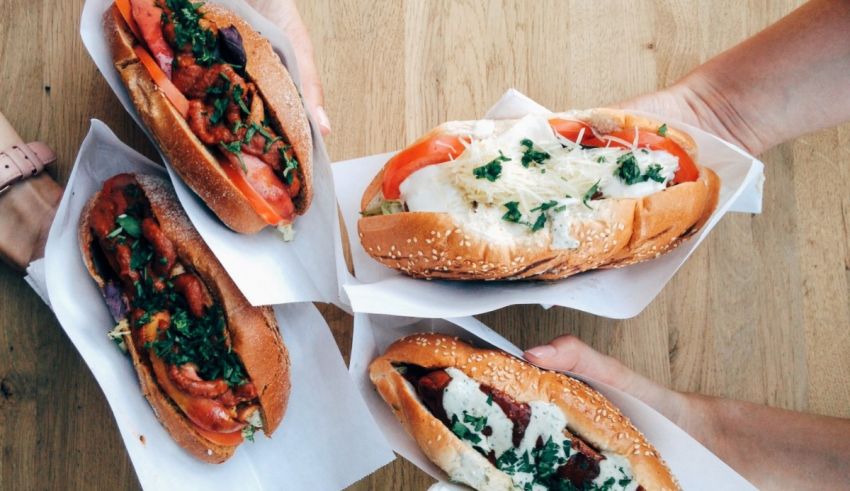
[617,0,850,155]
[0,112,62,271]
[524,336,850,490]
[246,0,331,135]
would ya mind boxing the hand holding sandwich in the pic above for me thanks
[524,335,850,490]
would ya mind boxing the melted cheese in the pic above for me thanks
[399,115,679,250]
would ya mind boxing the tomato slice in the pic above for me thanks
[194,425,244,447]
[220,154,294,225]
[582,129,698,183]
[381,134,467,200]
[549,118,594,143]
[133,46,189,118]
[114,0,143,40]
[129,0,175,78]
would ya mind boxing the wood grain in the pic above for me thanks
[1,0,848,490]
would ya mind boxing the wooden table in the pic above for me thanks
[1,0,848,489]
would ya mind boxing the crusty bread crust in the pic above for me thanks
[370,333,679,490]
[104,4,312,234]
[79,174,290,463]
[357,109,720,280]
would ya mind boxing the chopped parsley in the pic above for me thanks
[596,155,607,163]
[279,146,299,184]
[583,180,601,209]
[221,141,246,172]
[209,96,229,125]
[485,393,493,406]
[165,0,219,66]
[615,152,668,185]
[657,123,668,137]
[463,412,488,433]
[149,304,247,386]
[615,152,642,184]
[241,425,256,443]
[232,85,250,115]
[520,139,551,168]
[644,163,665,183]
[115,214,141,238]
[449,414,482,444]
[501,201,524,224]
[473,151,509,182]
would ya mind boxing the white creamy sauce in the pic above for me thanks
[594,453,639,491]
[442,367,515,458]
[398,115,680,250]
[438,368,637,491]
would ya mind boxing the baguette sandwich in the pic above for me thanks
[106,0,313,236]
[80,173,290,462]
[359,110,719,280]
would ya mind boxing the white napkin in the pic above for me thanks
[333,89,765,318]
[350,313,757,491]
[80,0,341,307]
[40,121,394,491]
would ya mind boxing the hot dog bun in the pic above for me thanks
[104,4,313,234]
[370,333,679,490]
[79,173,290,463]
[358,109,720,280]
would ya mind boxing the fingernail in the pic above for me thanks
[315,106,331,135]
[524,345,556,359]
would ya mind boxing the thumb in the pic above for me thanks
[287,30,330,136]
[523,335,636,391]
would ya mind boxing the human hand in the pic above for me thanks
[246,0,331,136]
[523,335,691,431]
[610,75,766,156]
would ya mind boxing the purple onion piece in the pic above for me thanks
[103,281,128,323]
[219,26,247,67]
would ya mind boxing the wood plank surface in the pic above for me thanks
[1,0,848,489]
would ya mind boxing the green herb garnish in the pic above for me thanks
[221,141,246,172]
[520,138,550,167]
[462,413,488,433]
[449,415,481,444]
[232,85,250,115]
[657,123,668,137]
[583,180,601,209]
[501,201,523,224]
[279,146,299,185]
[165,0,219,66]
[473,152,509,182]
[115,214,141,238]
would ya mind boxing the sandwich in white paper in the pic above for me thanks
[333,90,765,318]
[350,313,756,491]
[42,121,394,490]
[80,0,341,307]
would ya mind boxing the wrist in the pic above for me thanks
[672,70,774,155]
[0,174,62,271]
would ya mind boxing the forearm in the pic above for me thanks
[679,394,850,489]
[674,0,850,154]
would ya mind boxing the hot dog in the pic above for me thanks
[80,173,290,462]
[370,334,679,490]
[359,109,720,280]
[105,0,313,236]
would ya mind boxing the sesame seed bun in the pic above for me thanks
[370,333,679,490]
[357,109,720,280]
[79,174,290,463]
[104,4,312,234]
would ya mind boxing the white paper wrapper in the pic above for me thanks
[80,0,341,307]
[350,313,757,491]
[42,121,394,491]
[333,89,765,318]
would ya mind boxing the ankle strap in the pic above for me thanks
[0,142,56,194]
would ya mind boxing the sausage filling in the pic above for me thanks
[90,174,261,444]
[400,365,642,491]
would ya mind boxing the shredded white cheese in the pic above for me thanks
[399,115,679,249]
